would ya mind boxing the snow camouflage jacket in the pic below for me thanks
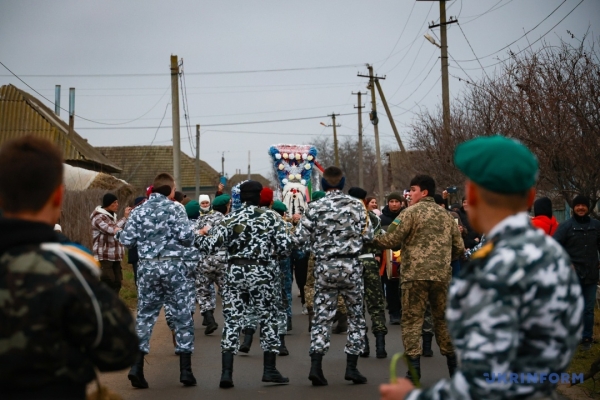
[117,193,199,261]
[361,210,382,256]
[407,212,583,400]
[297,190,374,260]
[194,210,227,265]
[372,196,464,284]
[195,203,292,262]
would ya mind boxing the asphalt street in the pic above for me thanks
[99,285,457,400]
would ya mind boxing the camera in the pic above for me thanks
[446,186,458,194]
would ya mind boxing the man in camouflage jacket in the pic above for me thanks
[373,174,464,382]
[294,167,374,387]
[0,136,138,400]
[380,135,583,400]
[117,173,199,388]
[195,180,292,388]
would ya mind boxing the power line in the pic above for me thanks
[392,75,442,117]
[179,60,195,158]
[456,23,491,80]
[454,0,566,62]
[379,0,417,69]
[0,63,364,78]
[0,59,170,126]
[76,112,361,130]
[390,59,439,107]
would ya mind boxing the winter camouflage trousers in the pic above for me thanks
[195,252,227,314]
[164,261,196,331]
[360,257,388,335]
[401,280,454,357]
[243,259,288,335]
[310,259,366,356]
[282,257,293,318]
[221,263,281,353]
[305,253,347,313]
[137,260,195,354]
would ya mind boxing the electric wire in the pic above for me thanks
[379,0,417,69]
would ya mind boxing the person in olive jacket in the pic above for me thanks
[554,195,600,350]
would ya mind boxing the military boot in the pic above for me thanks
[128,352,149,389]
[405,356,421,385]
[203,310,218,335]
[332,312,348,334]
[446,353,458,377]
[308,307,314,333]
[344,354,367,384]
[179,353,197,386]
[262,351,289,383]
[287,315,292,331]
[308,353,328,386]
[422,333,434,357]
[360,333,370,358]
[238,328,255,353]
[202,313,209,326]
[219,351,234,388]
[375,333,387,358]
[278,335,289,356]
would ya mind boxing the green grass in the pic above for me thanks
[566,308,600,396]
[120,262,138,310]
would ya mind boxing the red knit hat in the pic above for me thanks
[259,187,274,207]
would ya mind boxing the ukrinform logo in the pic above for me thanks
[483,373,584,384]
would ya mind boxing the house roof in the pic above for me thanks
[228,173,273,189]
[96,146,220,193]
[0,84,121,173]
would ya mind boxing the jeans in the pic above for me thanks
[580,281,597,339]
[450,260,461,278]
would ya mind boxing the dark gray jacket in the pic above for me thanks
[553,216,600,284]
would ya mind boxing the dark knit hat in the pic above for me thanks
[433,193,445,206]
[259,187,274,207]
[102,193,118,208]
[572,195,590,209]
[386,192,403,203]
[134,196,146,207]
[533,197,553,218]
[348,187,367,200]
[240,180,263,194]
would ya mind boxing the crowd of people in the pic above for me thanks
[0,134,598,400]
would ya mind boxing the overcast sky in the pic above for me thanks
[1,0,598,181]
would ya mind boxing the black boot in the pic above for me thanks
[405,356,421,385]
[308,307,314,333]
[262,351,289,383]
[128,352,149,389]
[279,335,289,356]
[375,333,387,359]
[360,334,370,358]
[219,351,234,388]
[179,353,197,386]
[308,353,328,386]
[446,353,458,377]
[287,316,292,331]
[344,354,367,384]
[332,312,348,334]
[202,313,209,326]
[239,328,254,353]
[422,333,434,357]
[203,310,218,335]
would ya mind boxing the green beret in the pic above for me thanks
[454,135,538,194]
[311,191,326,201]
[272,200,287,213]
[212,194,231,207]
[185,200,200,218]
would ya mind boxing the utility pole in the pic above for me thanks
[68,87,75,136]
[375,80,406,152]
[352,92,367,188]
[321,114,341,167]
[247,151,251,180]
[221,152,225,177]
[358,65,386,207]
[171,55,182,191]
[424,0,457,136]
[55,85,61,116]
[195,124,200,200]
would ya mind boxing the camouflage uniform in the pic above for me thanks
[359,211,387,335]
[194,210,227,313]
[195,203,292,354]
[305,252,347,313]
[373,197,463,358]
[0,220,138,397]
[297,189,374,355]
[118,192,198,354]
[406,213,583,399]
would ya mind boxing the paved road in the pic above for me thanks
[100,287,456,400]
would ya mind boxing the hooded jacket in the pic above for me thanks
[90,206,127,261]
[531,215,559,236]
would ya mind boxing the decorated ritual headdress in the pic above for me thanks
[231,180,248,211]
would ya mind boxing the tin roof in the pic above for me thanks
[228,173,273,189]
[96,146,220,194]
[0,84,121,173]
